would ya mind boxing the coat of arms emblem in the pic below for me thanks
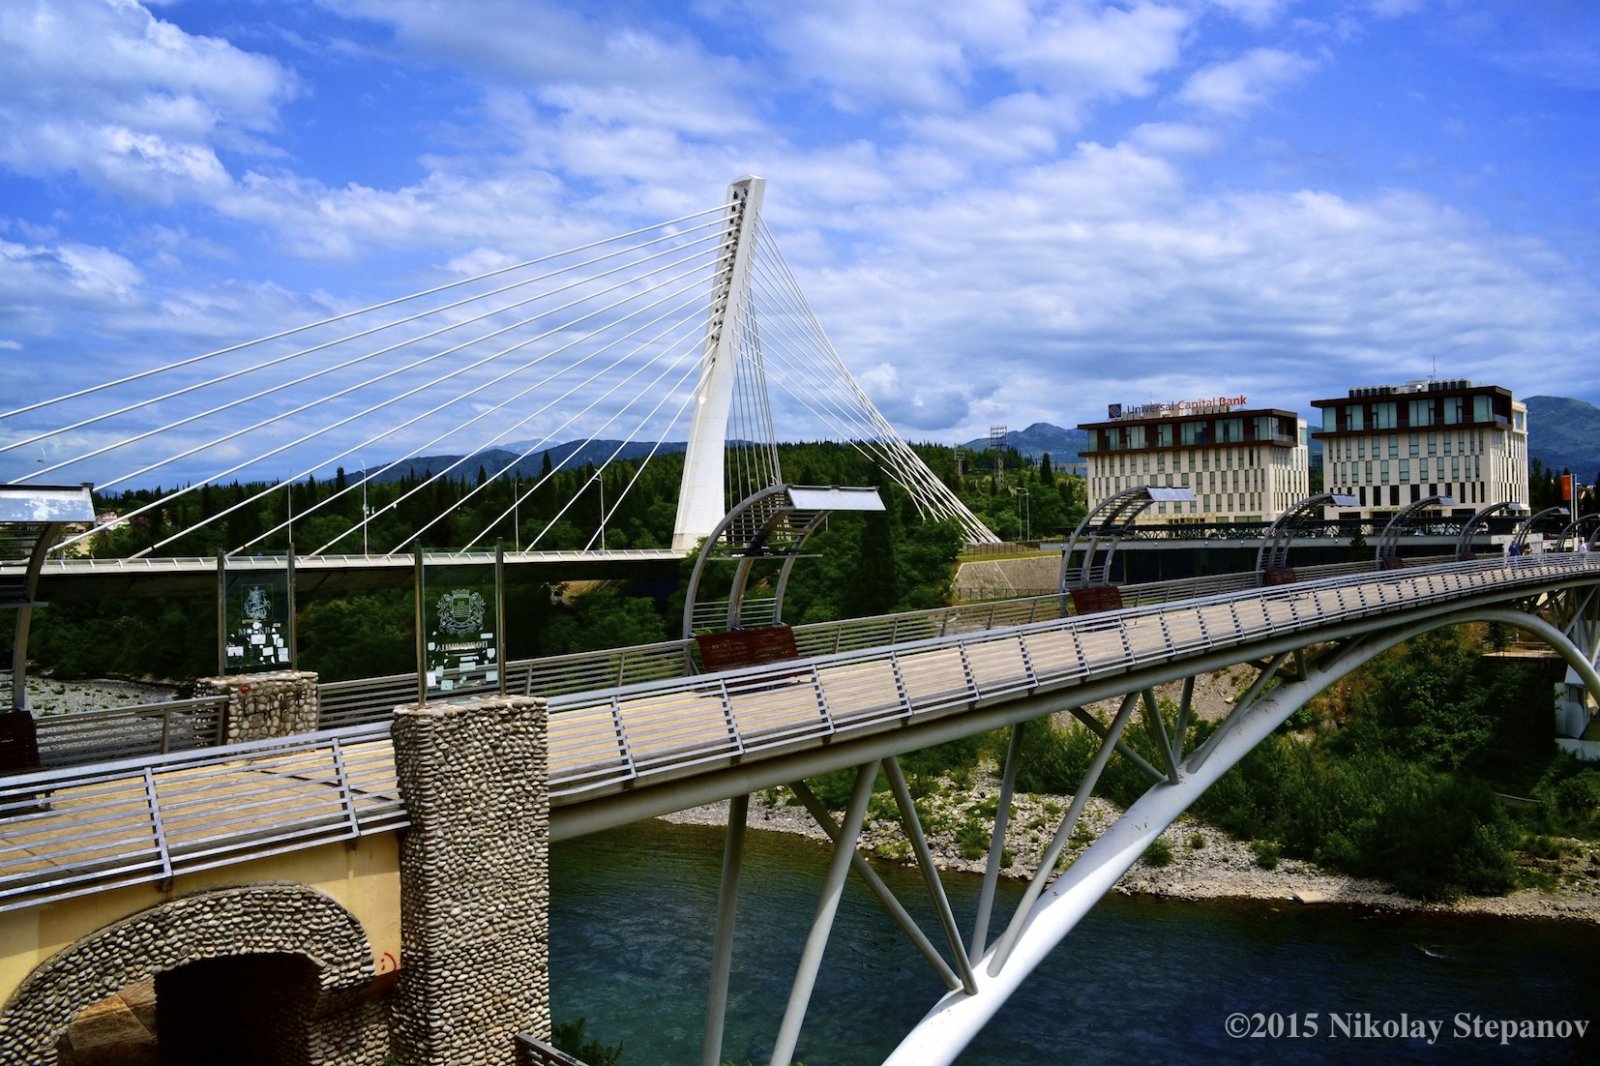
[242,585,272,621]
[436,588,487,635]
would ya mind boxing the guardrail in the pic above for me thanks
[2,547,687,575]
[305,555,1461,730]
[5,555,1595,911]
[0,722,403,914]
[541,553,1600,801]
[34,696,227,767]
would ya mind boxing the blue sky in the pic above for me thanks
[2,0,1598,484]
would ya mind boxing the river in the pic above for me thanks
[551,820,1598,1065]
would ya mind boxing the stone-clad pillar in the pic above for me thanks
[390,695,550,1066]
[197,670,320,743]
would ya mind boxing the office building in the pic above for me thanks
[1078,397,1310,522]
[1310,380,1528,517]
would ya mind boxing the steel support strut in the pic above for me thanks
[702,793,750,1066]
[787,780,962,990]
[883,757,978,993]
[970,722,1025,962]
[769,760,879,1066]
[884,603,1600,1065]
[989,692,1139,974]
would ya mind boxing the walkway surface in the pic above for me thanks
[3,554,1594,915]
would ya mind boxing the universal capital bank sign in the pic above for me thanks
[1108,395,1248,419]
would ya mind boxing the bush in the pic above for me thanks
[1553,771,1600,814]
[1250,840,1281,870]
[1143,838,1174,867]
[956,818,991,860]
[553,1018,624,1066]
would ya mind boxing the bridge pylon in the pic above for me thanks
[673,176,774,550]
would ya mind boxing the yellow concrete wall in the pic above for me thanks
[0,833,401,1008]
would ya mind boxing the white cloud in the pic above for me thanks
[1178,47,1318,115]
[1005,1,1193,101]
[1206,0,1297,29]
[0,0,295,203]
[1129,121,1221,156]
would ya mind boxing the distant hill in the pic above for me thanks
[1525,396,1600,485]
[357,440,685,483]
[342,398,1600,490]
[960,422,1088,468]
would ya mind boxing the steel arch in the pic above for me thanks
[884,603,1600,1064]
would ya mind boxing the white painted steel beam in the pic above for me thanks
[674,176,765,550]
[883,604,1600,1064]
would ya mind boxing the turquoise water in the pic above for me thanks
[551,821,1599,1065]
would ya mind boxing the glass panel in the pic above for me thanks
[222,565,292,674]
[422,560,502,698]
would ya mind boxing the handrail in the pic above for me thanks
[0,722,403,914]
[5,557,1597,916]
[33,695,227,767]
[309,554,1455,730]
[539,554,1600,800]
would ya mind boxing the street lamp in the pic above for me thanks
[356,456,368,556]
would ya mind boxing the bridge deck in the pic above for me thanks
[2,554,1594,914]
[0,725,403,913]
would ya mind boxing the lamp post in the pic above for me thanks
[356,456,368,556]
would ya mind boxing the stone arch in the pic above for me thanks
[0,882,380,1066]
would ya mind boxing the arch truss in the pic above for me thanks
[1374,494,1455,568]
[1058,485,1195,593]
[1,483,95,720]
[1254,492,1357,582]
[1512,506,1572,556]
[1455,501,1528,560]
[681,484,884,638]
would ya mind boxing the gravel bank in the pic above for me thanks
[660,783,1600,923]
[2,672,178,716]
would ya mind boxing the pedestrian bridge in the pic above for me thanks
[3,552,1598,1065]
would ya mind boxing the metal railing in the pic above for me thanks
[540,554,1600,801]
[34,696,227,767]
[4,555,1595,914]
[2,546,687,579]
[304,555,1459,730]
[0,722,403,914]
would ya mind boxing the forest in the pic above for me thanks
[6,441,1083,681]
[9,440,1597,906]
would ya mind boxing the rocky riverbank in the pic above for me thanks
[659,784,1600,922]
[1,672,177,715]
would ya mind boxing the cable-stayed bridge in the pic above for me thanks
[1,175,993,575]
[3,179,1599,1065]
[2,553,1599,1064]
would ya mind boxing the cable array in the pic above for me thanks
[1,187,996,556]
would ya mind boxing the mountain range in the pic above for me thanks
[356,439,686,484]
[351,397,1600,488]
[1524,396,1600,484]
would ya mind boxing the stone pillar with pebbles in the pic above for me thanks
[390,695,550,1066]
[197,670,320,743]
